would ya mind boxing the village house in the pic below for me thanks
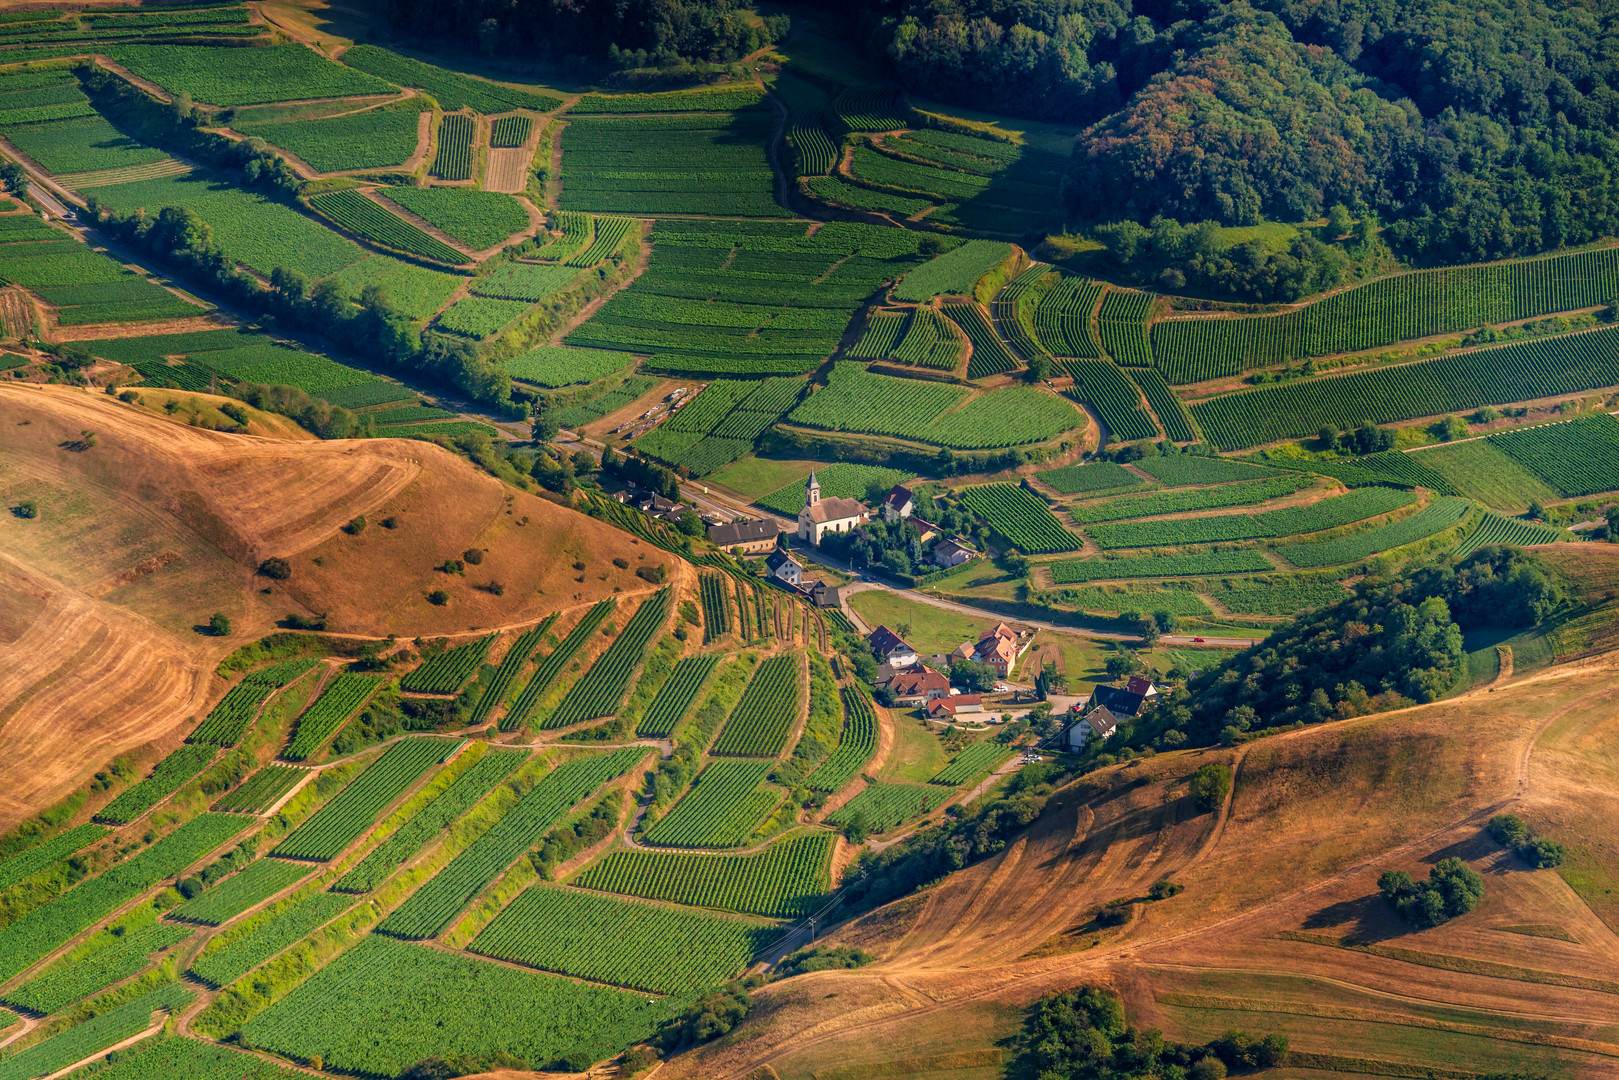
[972,623,1020,677]
[1090,676,1159,717]
[706,517,779,554]
[797,472,867,545]
[868,625,918,668]
[932,537,978,568]
[1066,704,1120,750]
[805,580,841,609]
[890,666,951,705]
[880,484,916,523]
[766,550,803,588]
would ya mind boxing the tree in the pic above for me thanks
[1189,763,1231,811]
[1104,651,1141,680]
[1379,857,1484,927]
[950,658,998,693]
[1135,612,1160,645]
[1153,610,1178,634]
[675,510,704,537]
[208,613,231,636]
[1325,203,1353,238]
[1606,505,1619,543]
[258,557,292,580]
[530,404,559,444]
[1526,499,1545,521]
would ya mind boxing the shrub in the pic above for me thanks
[1487,813,1565,867]
[1521,837,1567,868]
[209,613,232,636]
[636,564,668,584]
[1487,813,1530,846]
[344,515,367,535]
[1379,857,1484,927]
[259,557,292,580]
[118,389,141,403]
[427,590,450,606]
[463,548,484,565]
[1189,763,1231,812]
[1147,878,1183,900]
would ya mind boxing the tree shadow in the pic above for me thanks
[1422,830,1499,867]
[1302,892,1407,943]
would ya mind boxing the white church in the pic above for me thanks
[796,472,868,545]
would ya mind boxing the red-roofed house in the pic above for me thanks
[890,667,951,705]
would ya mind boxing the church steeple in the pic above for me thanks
[806,471,820,507]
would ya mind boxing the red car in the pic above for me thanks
[1191,636,1206,643]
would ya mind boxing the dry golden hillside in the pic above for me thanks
[0,383,676,832]
[666,651,1619,1080]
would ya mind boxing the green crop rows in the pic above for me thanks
[829,86,907,133]
[1280,497,1472,567]
[531,210,592,261]
[1098,289,1154,366]
[503,600,615,731]
[959,484,1081,554]
[806,174,932,216]
[468,619,555,727]
[1035,462,1143,495]
[0,814,246,983]
[473,259,578,302]
[637,654,719,737]
[402,634,495,694]
[188,893,353,988]
[1131,367,1197,442]
[489,114,532,147]
[0,825,108,892]
[826,783,947,830]
[788,362,1081,449]
[805,686,879,793]
[340,45,562,112]
[505,345,632,386]
[1152,247,1619,382]
[1192,325,1619,450]
[312,189,466,264]
[561,111,785,217]
[943,300,1020,379]
[284,673,382,761]
[568,215,638,266]
[701,575,730,643]
[0,984,194,1080]
[333,749,527,894]
[189,659,317,746]
[105,43,391,105]
[432,112,475,180]
[1050,550,1276,584]
[1069,475,1308,524]
[273,739,446,862]
[1452,508,1568,557]
[1486,414,1619,497]
[1134,456,1275,485]
[572,87,767,113]
[94,744,216,825]
[644,760,780,848]
[60,1034,299,1079]
[235,101,425,173]
[788,119,836,176]
[471,884,771,994]
[930,742,1013,786]
[377,748,648,939]
[546,589,671,729]
[1086,485,1415,549]
[1211,576,1351,614]
[212,764,306,814]
[895,240,1012,301]
[380,185,529,250]
[710,653,802,757]
[1033,277,1104,358]
[0,921,191,1016]
[891,308,963,370]
[170,857,310,926]
[993,264,1053,364]
[1065,358,1157,440]
[322,253,462,319]
[575,830,833,917]
[438,296,533,338]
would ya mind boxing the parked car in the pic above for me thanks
[992,683,1009,692]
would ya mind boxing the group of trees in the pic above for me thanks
[1379,858,1485,928]
[1487,813,1566,869]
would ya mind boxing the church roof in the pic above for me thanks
[801,496,866,523]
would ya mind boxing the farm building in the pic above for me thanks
[708,517,779,553]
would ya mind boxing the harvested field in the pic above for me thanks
[485,147,532,193]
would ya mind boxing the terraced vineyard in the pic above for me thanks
[94,744,216,825]
[574,831,833,917]
[636,654,720,738]
[0,825,109,892]
[1036,462,1144,495]
[1068,475,1309,524]
[310,190,467,264]
[189,659,317,746]
[1486,414,1619,497]
[806,687,880,793]
[284,672,382,761]
[431,113,476,180]
[1281,497,1472,567]
[1032,277,1104,358]
[930,742,1014,785]
[545,589,671,728]
[959,484,1081,554]
[561,110,785,217]
[1050,550,1277,584]
[273,739,447,862]
[943,300,1020,379]
[700,574,730,643]
[503,600,616,731]
[468,619,556,727]
[710,653,802,757]
[1065,358,1157,440]
[188,892,355,988]
[402,635,495,694]
[643,760,780,847]
[213,764,306,814]
[826,783,948,830]
[1098,289,1154,366]
[0,922,192,1016]
[1452,508,1568,556]
[169,857,310,926]
[895,240,1013,301]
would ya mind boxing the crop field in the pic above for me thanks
[505,344,630,386]
[850,312,905,358]
[1050,550,1277,584]
[788,362,1081,449]
[943,300,1020,379]
[431,112,476,180]
[895,240,1013,301]
[959,483,1081,554]
[891,307,963,369]
[339,45,561,112]
[1069,475,1309,524]
[321,381,420,409]
[1135,456,1274,485]
[56,158,191,190]
[323,254,462,320]
[503,600,616,731]
[170,857,310,926]
[1485,414,1619,497]
[1190,325,1619,449]
[2,113,168,175]
[1131,367,1197,441]
[1055,585,1212,616]
[710,653,802,757]
[757,462,908,516]
[60,1035,300,1079]
[638,654,720,737]
[530,210,592,261]
[0,814,247,983]
[470,261,575,303]
[35,276,204,326]
[0,825,108,892]
[402,634,495,694]
[1152,246,1619,381]
[235,101,426,173]
[240,935,668,1076]
[107,44,393,106]
[312,189,466,264]
[1035,461,1143,495]
[1098,289,1154,365]
[644,760,779,848]
[471,885,770,994]
[572,220,933,377]
[994,264,1054,364]
[788,119,836,176]
[636,376,806,474]
[546,589,671,729]
[188,892,353,988]
[377,748,648,939]
[1086,485,1415,548]
[284,672,382,761]
[1210,576,1350,614]
[94,173,365,279]
[437,295,533,337]
[1452,509,1568,557]
[826,783,947,830]
[0,921,192,1016]
[373,185,527,251]
[877,127,1067,234]
[0,984,194,1080]
[930,742,1014,785]
[490,114,532,147]
[575,830,832,917]
[467,621,554,727]
[189,659,317,746]
[1065,358,1157,440]
[273,738,446,862]
[93,744,216,825]
[1279,496,1472,567]
[380,420,501,439]
[1406,440,1554,509]
[805,175,932,217]
[806,686,879,793]
[111,334,381,398]
[333,749,527,894]
[700,576,730,643]
[829,86,908,133]
[1032,277,1104,358]
[567,215,639,266]
[213,764,305,814]
[561,110,785,217]
[373,405,459,425]
[573,86,768,112]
